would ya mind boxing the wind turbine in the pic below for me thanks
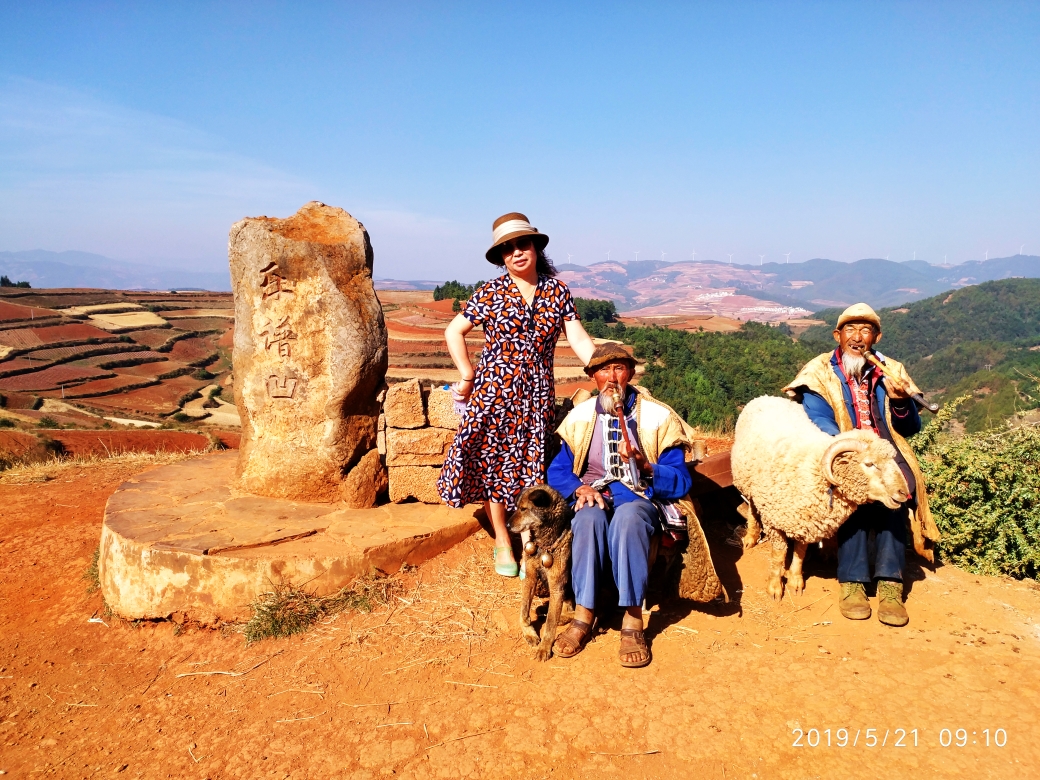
[985,250,988,261]
[758,254,765,266]
[661,251,667,262]
[727,253,734,264]
[634,251,640,262]
[783,252,791,264]
[567,253,574,263]
[1021,244,1026,255]
[606,250,611,262]
[691,250,697,262]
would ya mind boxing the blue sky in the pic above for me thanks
[1,1,1038,281]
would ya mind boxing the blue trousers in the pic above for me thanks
[837,502,909,583]
[571,498,658,609]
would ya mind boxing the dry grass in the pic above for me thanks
[298,535,520,659]
[0,448,205,484]
[243,575,404,644]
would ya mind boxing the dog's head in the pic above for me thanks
[508,485,572,536]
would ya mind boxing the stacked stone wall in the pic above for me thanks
[380,379,460,504]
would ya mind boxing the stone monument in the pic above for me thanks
[98,202,482,623]
[229,201,388,505]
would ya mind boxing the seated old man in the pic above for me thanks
[547,343,694,668]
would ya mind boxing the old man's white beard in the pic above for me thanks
[842,351,866,381]
[600,383,622,414]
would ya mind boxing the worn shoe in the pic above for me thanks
[877,580,909,627]
[839,581,871,620]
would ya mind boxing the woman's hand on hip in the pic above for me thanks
[452,377,475,400]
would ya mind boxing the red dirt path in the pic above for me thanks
[1,460,1038,778]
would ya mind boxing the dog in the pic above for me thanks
[507,485,574,661]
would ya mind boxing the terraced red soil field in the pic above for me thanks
[0,357,52,375]
[167,335,218,363]
[72,351,165,367]
[78,374,209,415]
[0,322,117,349]
[0,300,61,321]
[163,316,232,331]
[39,429,211,456]
[120,328,183,348]
[0,364,112,391]
[56,375,157,399]
[0,429,42,455]
[25,343,136,361]
[114,360,189,378]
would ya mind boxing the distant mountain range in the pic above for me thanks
[554,254,1040,317]
[5,248,1039,319]
[0,250,232,291]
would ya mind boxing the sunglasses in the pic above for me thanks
[500,236,535,256]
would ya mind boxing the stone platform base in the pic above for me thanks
[99,451,480,623]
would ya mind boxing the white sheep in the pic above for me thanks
[730,395,910,600]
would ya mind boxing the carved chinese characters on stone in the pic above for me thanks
[266,375,298,398]
[259,262,294,300]
[229,202,388,503]
[261,316,298,359]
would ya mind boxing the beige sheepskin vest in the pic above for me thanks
[556,386,726,602]
[784,353,940,562]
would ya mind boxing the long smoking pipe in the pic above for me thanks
[864,351,940,413]
[609,389,643,486]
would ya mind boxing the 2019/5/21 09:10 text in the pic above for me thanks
[791,728,1008,747]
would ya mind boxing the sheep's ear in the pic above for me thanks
[528,487,553,508]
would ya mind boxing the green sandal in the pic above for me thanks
[493,546,519,578]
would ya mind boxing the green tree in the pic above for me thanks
[574,297,618,322]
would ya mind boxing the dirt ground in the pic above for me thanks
[2,459,1040,779]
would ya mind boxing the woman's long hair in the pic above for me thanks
[536,247,557,278]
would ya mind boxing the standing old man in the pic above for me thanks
[784,303,940,626]
[547,343,723,666]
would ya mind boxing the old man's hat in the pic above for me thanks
[485,212,549,264]
[584,342,641,376]
[836,302,882,332]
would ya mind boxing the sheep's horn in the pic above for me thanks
[821,437,868,485]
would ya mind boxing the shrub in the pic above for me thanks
[0,418,15,428]
[920,423,1040,581]
[37,416,59,428]
[192,368,215,380]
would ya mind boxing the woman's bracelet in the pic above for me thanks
[459,376,474,383]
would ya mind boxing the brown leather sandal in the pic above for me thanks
[552,618,595,659]
[618,628,651,668]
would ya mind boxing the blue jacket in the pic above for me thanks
[801,350,921,440]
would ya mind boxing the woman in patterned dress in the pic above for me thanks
[437,213,596,576]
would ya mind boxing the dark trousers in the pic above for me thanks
[837,502,909,583]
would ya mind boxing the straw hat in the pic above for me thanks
[584,342,641,375]
[485,212,549,264]
[835,302,882,332]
